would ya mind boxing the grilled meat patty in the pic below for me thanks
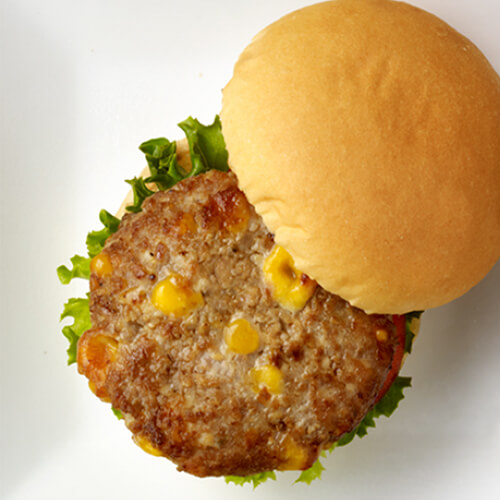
[77,170,399,477]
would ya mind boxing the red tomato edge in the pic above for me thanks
[374,314,406,404]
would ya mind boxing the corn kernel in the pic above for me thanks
[402,316,421,366]
[88,380,111,403]
[224,318,260,355]
[410,316,421,336]
[133,434,163,457]
[263,246,317,312]
[82,334,118,369]
[225,193,250,233]
[251,364,283,395]
[177,213,197,235]
[151,273,204,317]
[375,329,389,342]
[88,379,98,395]
[278,436,310,470]
[90,252,113,277]
[79,334,118,401]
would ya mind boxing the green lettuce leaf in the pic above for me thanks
[60,296,91,364]
[112,407,124,420]
[138,137,186,190]
[139,137,177,173]
[295,454,326,484]
[125,177,155,213]
[56,255,91,284]
[334,376,412,447]
[404,311,423,354]
[225,471,277,488]
[86,210,121,257]
[126,116,230,213]
[178,116,229,175]
[57,210,121,287]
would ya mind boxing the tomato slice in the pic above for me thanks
[374,314,406,403]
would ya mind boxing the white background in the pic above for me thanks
[1,1,499,499]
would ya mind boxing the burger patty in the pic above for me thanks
[77,169,399,477]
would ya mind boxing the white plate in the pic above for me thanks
[1,1,499,499]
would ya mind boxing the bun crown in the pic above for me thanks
[221,0,500,314]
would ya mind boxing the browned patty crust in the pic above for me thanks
[77,170,398,477]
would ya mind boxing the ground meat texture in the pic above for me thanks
[77,170,399,477]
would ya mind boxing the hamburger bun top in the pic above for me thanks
[221,0,500,314]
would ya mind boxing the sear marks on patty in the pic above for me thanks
[77,170,398,477]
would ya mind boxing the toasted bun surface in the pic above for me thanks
[221,0,500,314]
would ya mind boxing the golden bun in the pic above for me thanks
[221,0,500,314]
